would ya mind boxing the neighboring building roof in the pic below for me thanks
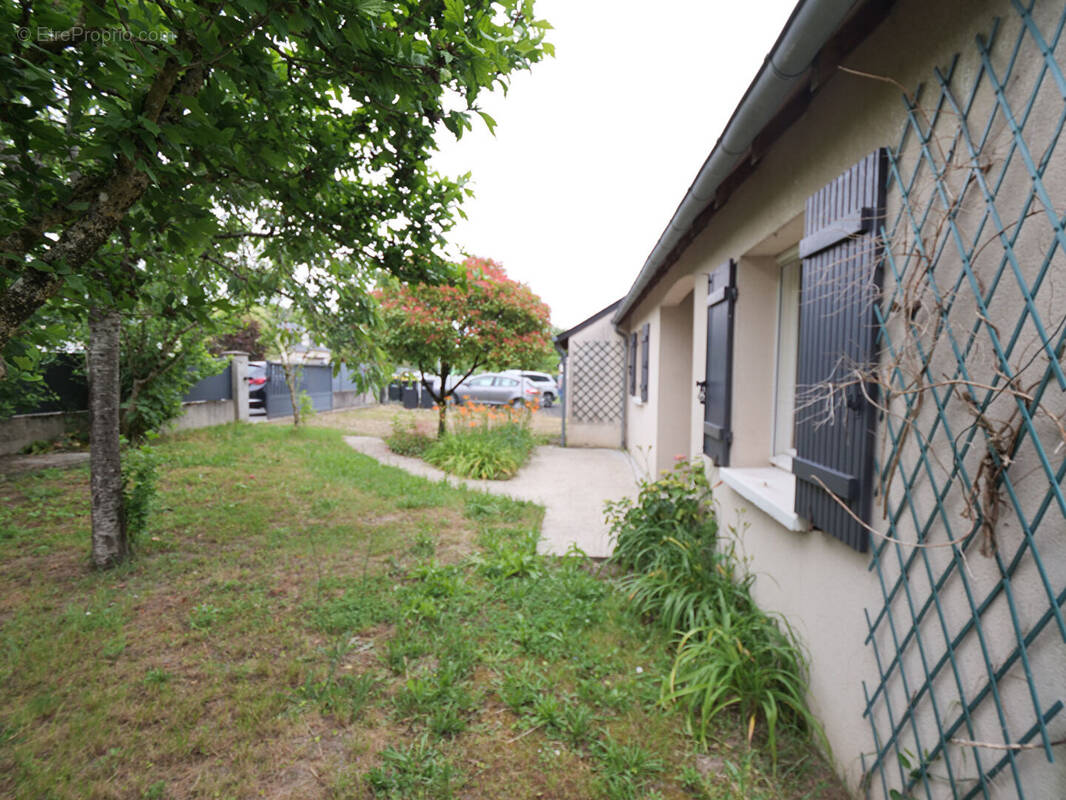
[554,299,623,349]
[613,0,892,324]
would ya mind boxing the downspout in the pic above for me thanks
[613,323,628,451]
[553,341,568,447]
[613,0,860,325]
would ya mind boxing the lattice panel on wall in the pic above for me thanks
[570,340,624,423]
[862,3,1066,798]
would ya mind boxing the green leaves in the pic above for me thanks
[1,0,554,349]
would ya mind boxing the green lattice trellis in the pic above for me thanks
[570,339,625,423]
[862,2,1066,798]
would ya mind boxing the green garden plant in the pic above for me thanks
[606,461,822,768]
[386,414,435,458]
[423,402,536,480]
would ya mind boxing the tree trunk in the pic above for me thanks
[88,307,129,568]
[284,363,301,427]
[437,364,450,437]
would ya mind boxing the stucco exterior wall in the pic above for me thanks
[623,309,659,477]
[656,292,694,475]
[617,0,1066,794]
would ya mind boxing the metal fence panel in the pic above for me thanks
[182,362,232,402]
[331,363,366,393]
[265,363,334,418]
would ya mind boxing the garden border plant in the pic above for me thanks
[386,401,539,481]
[605,460,827,769]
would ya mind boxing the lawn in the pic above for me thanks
[0,422,845,799]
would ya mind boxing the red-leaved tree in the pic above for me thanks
[378,256,552,435]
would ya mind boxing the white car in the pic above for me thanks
[502,370,559,407]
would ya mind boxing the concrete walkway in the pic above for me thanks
[343,436,639,558]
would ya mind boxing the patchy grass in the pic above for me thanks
[0,423,846,799]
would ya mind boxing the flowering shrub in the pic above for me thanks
[376,256,553,436]
[423,401,538,480]
[446,399,539,435]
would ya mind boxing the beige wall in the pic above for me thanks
[617,0,1066,794]
[624,308,659,478]
[656,291,694,474]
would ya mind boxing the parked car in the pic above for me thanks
[502,370,559,407]
[247,361,268,415]
[453,372,541,407]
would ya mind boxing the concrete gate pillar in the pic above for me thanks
[222,351,249,422]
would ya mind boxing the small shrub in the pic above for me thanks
[386,414,434,457]
[663,598,817,765]
[122,440,161,546]
[297,390,316,420]
[424,423,533,480]
[420,401,537,479]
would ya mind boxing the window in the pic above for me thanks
[469,376,494,387]
[771,248,801,470]
[494,377,518,387]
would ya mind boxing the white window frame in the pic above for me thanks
[770,245,801,471]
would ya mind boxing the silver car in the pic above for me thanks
[454,372,542,406]
[502,370,559,407]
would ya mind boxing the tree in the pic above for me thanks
[2,1,551,568]
[378,256,552,435]
[87,307,126,568]
[259,304,310,428]
[0,0,552,363]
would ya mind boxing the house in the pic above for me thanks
[614,0,1066,797]
[553,299,625,448]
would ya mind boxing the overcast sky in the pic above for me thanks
[429,0,800,330]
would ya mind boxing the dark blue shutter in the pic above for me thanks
[640,324,650,403]
[792,149,887,553]
[629,332,637,395]
[702,260,736,466]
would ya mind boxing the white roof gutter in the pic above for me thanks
[613,0,861,324]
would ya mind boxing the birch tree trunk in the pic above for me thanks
[88,307,128,568]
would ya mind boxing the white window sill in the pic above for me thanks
[718,467,810,533]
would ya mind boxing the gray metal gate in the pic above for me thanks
[264,362,334,418]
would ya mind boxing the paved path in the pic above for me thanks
[343,436,639,558]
